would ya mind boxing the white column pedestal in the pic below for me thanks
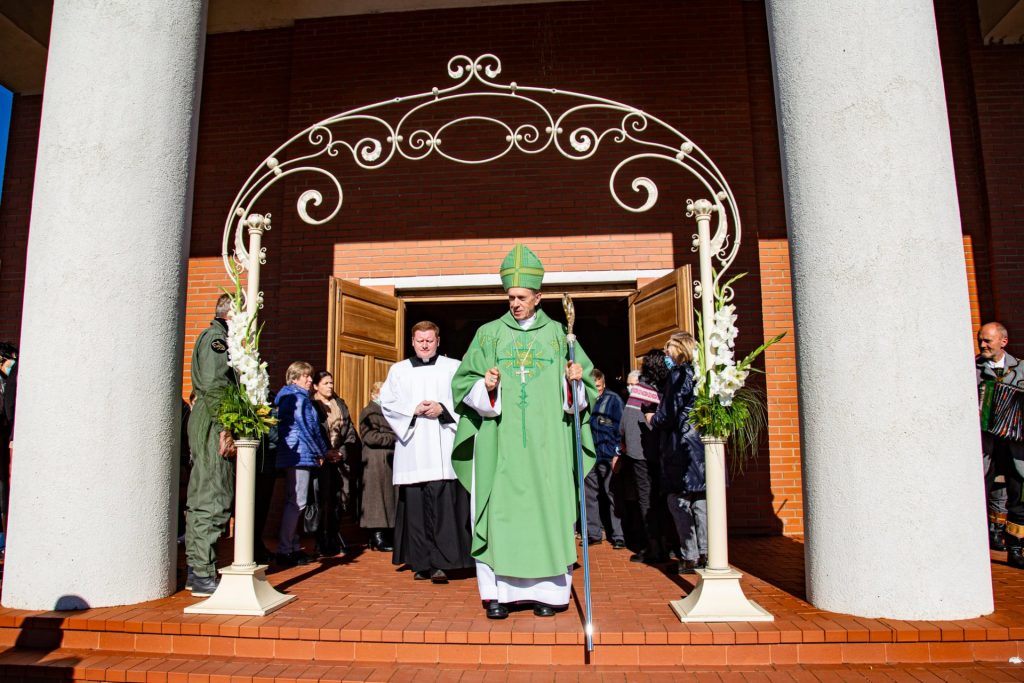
[184,565,295,616]
[668,436,773,623]
[670,568,773,623]
[185,439,294,616]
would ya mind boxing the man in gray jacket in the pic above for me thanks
[977,321,1024,567]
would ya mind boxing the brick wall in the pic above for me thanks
[0,95,41,347]
[967,28,1024,340]
[758,240,802,535]
[934,1,1024,338]
[182,257,235,400]
[0,0,1014,536]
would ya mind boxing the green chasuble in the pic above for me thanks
[451,309,597,579]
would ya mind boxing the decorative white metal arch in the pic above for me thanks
[222,53,740,307]
[197,54,770,627]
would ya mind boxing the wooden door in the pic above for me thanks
[326,278,404,415]
[628,265,693,370]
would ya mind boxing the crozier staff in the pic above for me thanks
[451,244,597,620]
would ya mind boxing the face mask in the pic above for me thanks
[664,356,675,369]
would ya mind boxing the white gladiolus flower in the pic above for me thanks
[225,296,272,409]
[703,302,749,406]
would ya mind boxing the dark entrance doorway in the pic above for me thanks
[403,295,632,397]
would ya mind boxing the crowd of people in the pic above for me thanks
[178,244,714,617]
[585,333,709,574]
[177,257,1024,607]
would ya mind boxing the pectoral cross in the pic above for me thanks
[498,343,554,447]
[515,364,531,384]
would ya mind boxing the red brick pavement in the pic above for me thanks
[0,536,1021,673]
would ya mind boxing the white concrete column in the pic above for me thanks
[1,0,207,609]
[765,1,993,619]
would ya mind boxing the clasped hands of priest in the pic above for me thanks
[414,400,446,419]
[482,362,584,391]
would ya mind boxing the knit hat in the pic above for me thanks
[499,244,544,291]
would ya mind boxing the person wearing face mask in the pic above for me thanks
[650,332,707,574]
[380,321,472,583]
[621,350,671,565]
[359,381,397,552]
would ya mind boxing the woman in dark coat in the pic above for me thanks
[311,370,360,557]
[620,350,671,564]
[650,332,707,573]
[359,381,397,551]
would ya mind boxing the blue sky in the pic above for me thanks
[0,85,11,204]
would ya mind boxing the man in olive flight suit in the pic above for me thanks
[185,294,237,596]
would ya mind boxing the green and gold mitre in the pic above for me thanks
[499,244,545,291]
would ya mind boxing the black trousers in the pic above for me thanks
[985,434,1024,535]
[317,461,348,554]
[393,479,473,573]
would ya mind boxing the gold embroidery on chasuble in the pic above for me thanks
[497,329,555,447]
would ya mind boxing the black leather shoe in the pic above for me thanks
[275,552,297,567]
[292,550,316,565]
[630,549,666,564]
[413,570,432,580]
[190,573,219,597]
[676,560,697,575]
[276,550,315,567]
[485,601,508,619]
[697,554,708,569]
[990,523,1007,551]
[585,537,602,546]
[430,569,449,584]
[611,540,626,550]
[369,530,394,552]
[533,604,556,617]
[1008,544,1024,570]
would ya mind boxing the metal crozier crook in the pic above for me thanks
[563,293,595,652]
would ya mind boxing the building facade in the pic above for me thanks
[0,0,1018,619]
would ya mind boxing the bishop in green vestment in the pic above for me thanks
[451,245,597,619]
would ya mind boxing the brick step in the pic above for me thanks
[1,540,1021,668]
[2,622,1022,667]
[1,648,1023,682]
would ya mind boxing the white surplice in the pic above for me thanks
[379,355,461,485]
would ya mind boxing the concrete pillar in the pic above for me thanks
[1,0,207,609]
[765,1,993,619]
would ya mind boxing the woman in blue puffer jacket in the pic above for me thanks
[649,332,707,574]
[274,361,337,567]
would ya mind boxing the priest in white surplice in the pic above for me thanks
[380,320,474,583]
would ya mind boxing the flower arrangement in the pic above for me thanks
[690,271,784,472]
[217,264,277,440]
